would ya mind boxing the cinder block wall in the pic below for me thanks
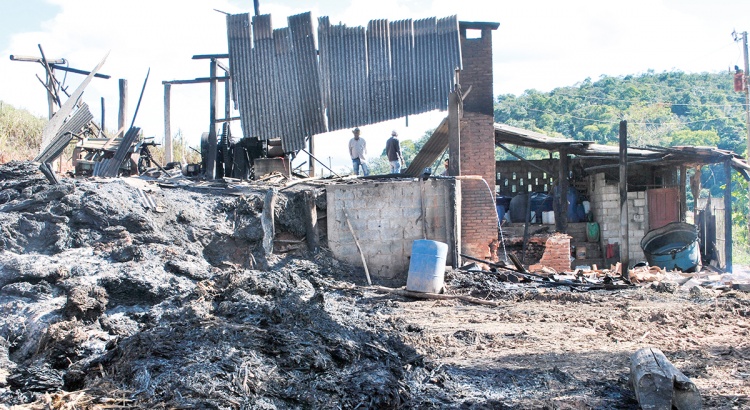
[588,173,647,263]
[458,26,499,260]
[326,179,459,282]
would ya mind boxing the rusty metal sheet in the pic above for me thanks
[35,102,93,164]
[289,12,327,141]
[226,13,254,140]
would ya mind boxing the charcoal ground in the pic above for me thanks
[0,161,748,409]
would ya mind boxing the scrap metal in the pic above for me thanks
[34,102,94,165]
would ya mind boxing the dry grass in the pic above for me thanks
[0,101,46,163]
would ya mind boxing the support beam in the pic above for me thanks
[118,79,128,137]
[619,120,630,276]
[309,136,315,177]
[679,165,687,222]
[100,97,105,137]
[164,83,172,163]
[206,59,218,179]
[556,148,569,233]
[724,160,733,273]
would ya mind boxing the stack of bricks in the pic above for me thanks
[532,233,571,273]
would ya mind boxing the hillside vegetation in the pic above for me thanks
[0,101,46,162]
[494,70,747,154]
[494,70,750,258]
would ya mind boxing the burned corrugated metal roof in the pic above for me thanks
[227,12,326,152]
[227,12,462,151]
[402,117,449,177]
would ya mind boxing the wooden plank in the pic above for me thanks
[261,188,277,256]
[302,190,319,253]
[344,211,372,286]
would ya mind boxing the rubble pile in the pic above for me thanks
[0,161,441,408]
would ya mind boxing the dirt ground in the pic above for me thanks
[1,160,749,409]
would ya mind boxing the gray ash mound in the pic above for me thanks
[0,161,436,409]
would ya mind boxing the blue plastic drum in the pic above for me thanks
[406,240,449,293]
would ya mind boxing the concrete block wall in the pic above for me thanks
[588,173,647,263]
[326,179,459,282]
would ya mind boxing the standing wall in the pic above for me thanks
[588,173,647,263]
[327,179,460,282]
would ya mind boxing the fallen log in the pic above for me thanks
[630,347,702,410]
[369,285,511,308]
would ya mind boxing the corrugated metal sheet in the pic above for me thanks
[402,116,449,177]
[35,103,93,164]
[367,19,393,124]
[93,127,140,178]
[289,12,327,141]
[228,12,461,149]
[226,13,254,142]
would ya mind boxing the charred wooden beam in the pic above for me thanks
[630,347,702,410]
[49,64,111,79]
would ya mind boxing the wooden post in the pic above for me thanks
[556,148,569,233]
[724,160,733,273]
[100,97,105,137]
[206,59,218,179]
[118,79,128,137]
[679,165,687,222]
[302,190,319,252]
[619,120,629,276]
[223,75,232,178]
[448,69,461,176]
[164,83,172,163]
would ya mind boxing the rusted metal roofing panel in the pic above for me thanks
[367,19,393,123]
[93,127,140,178]
[229,11,463,148]
[403,117,449,177]
[319,20,370,131]
[35,103,93,164]
[390,19,414,118]
[289,12,327,142]
[226,13,254,140]
[274,27,303,151]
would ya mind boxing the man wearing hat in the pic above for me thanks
[348,127,369,176]
[385,130,405,174]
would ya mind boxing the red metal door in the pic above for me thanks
[647,188,679,230]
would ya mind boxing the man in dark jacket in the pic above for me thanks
[385,130,405,174]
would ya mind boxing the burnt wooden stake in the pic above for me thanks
[302,190,319,253]
[630,347,702,410]
[261,188,277,256]
[447,70,461,176]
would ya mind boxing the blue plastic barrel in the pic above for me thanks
[406,240,449,293]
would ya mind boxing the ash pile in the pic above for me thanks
[0,161,439,409]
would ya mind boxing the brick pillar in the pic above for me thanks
[458,23,499,260]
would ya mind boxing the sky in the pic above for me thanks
[2,0,750,175]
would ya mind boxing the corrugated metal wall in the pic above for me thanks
[227,12,461,151]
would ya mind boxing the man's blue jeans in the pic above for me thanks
[352,158,369,176]
[389,160,401,174]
